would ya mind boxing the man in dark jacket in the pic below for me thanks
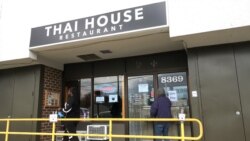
[150,88,172,141]
[62,86,80,141]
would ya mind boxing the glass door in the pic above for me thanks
[128,72,191,140]
[128,75,154,141]
[158,72,191,137]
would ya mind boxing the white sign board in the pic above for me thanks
[138,84,149,93]
[49,113,58,123]
[192,91,198,97]
[168,90,178,102]
[96,96,105,103]
[179,113,186,121]
[109,95,118,103]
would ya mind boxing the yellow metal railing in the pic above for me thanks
[0,117,203,141]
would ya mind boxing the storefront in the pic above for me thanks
[63,51,191,140]
[1,0,250,141]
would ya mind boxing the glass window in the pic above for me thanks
[93,75,124,118]
[80,78,92,118]
[158,72,188,109]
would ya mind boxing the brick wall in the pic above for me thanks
[40,66,62,141]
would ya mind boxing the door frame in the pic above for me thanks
[125,68,191,141]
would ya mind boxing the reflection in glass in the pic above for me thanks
[78,78,92,131]
[94,76,124,118]
[128,75,154,141]
[80,78,92,118]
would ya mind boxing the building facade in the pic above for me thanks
[0,0,250,141]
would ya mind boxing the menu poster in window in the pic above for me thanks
[167,90,178,102]
[109,95,118,103]
[173,86,188,99]
[45,90,60,107]
[96,96,105,103]
[138,84,149,93]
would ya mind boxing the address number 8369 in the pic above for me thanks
[160,76,184,83]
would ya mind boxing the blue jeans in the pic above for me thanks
[154,122,170,141]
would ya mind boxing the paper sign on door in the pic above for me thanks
[168,90,178,102]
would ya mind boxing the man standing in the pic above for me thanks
[150,88,172,141]
[62,86,80,141]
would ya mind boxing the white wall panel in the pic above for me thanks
[169,0,250,37]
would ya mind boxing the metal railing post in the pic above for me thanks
[180,121,185,141]
[109,119,112,141]
[51,122,56,141]
[5,116,10,141]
